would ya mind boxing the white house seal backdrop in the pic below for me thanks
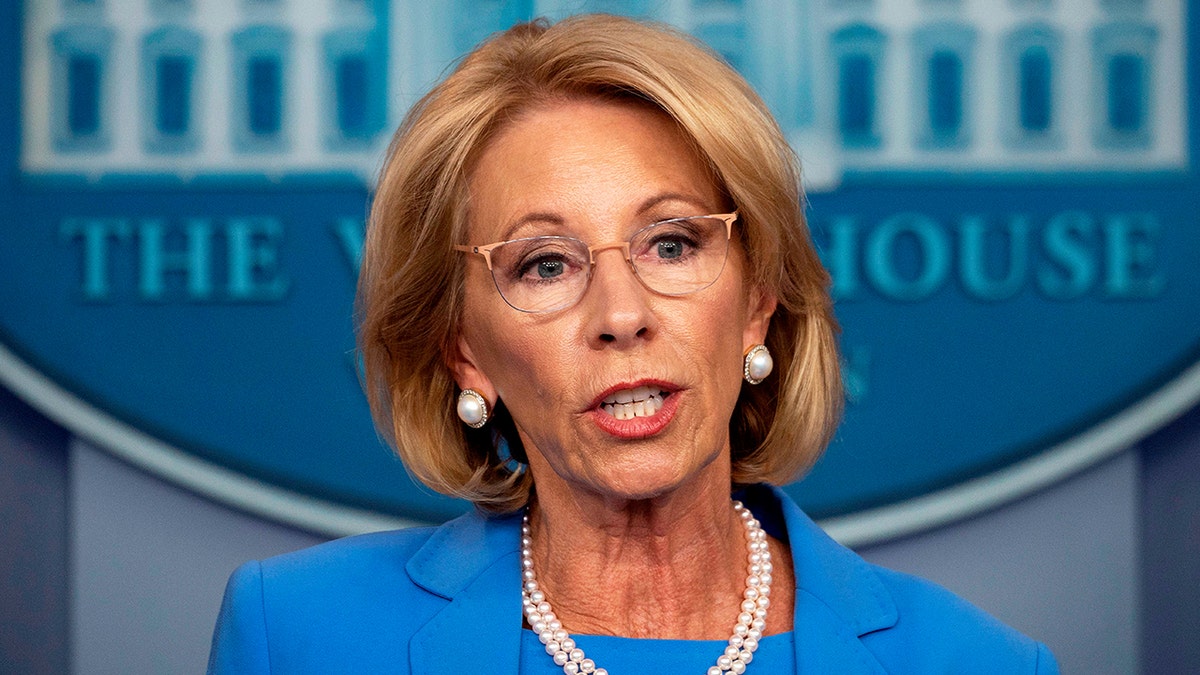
[2,0,1197,544]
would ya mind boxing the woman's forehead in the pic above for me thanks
[465,99,722,241]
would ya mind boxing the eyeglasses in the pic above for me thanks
[455,212,737,313]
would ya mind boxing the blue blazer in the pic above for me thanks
[208,485,1058,673]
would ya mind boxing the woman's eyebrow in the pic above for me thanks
[636,192,710,216]
[499,212,565,241]
[497,192,710,241]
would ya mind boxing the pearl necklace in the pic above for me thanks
[520,501,772,675]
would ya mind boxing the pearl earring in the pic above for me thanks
[456,389,489,428]
[743,344,773,385]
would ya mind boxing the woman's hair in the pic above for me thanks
[359,14,842,513]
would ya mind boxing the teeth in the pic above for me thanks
[600,392,666,420]
[603,385,660,406]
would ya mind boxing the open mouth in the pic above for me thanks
[600,385,670,420]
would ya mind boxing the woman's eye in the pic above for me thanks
[643,228,701,262]
[534,259,565,278]
[514,252,575,281]
[655,239,687,259]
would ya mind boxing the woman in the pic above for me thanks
[209,15,1058,674]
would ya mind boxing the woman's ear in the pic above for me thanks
[743,285,778,349]
[449,333,498,404]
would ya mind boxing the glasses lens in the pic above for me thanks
[628,216,731,296]
[487,236,591,313]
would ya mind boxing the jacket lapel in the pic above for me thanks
[792,590,890,674]
[406,510,524,675]
[769,485,896,674]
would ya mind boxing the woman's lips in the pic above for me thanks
[587,381,681,439]
[599,384,667,419]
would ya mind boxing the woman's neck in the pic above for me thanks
[523,463,793,639]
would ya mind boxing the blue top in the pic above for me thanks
[208,484,1059,674]
[518,629,796,674]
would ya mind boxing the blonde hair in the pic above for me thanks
[359,14,842,513]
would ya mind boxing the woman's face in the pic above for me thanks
[455,98,775,501]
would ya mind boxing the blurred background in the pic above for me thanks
[2,1,1198,673]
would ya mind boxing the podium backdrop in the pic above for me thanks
[1,2,1197,673]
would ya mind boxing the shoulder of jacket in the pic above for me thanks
[265,526,438,571]
[212,525,464,672]
[248,525,440,606]
[862,564,1049,672]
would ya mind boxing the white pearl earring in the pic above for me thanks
[456,389,489,428]
[743,344,773,385]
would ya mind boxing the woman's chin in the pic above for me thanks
[579,455,720,504]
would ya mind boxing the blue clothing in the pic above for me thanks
[208,485,1059,674]
[518,628,796,673]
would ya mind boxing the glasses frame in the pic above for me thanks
[455,211,739,313]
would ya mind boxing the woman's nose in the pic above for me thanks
[581,248,658,348]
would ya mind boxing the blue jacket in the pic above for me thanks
[208,485,1058,673]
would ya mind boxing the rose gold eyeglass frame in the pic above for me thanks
[454,212,738,313]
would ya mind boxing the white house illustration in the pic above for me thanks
[21,0,1188,190]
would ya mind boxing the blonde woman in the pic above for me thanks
[209,15,1057,674]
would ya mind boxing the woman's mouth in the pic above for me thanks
[588,381,680,439]
[600,385,669,420]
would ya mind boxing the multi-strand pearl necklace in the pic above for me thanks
[520,501,773,675]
